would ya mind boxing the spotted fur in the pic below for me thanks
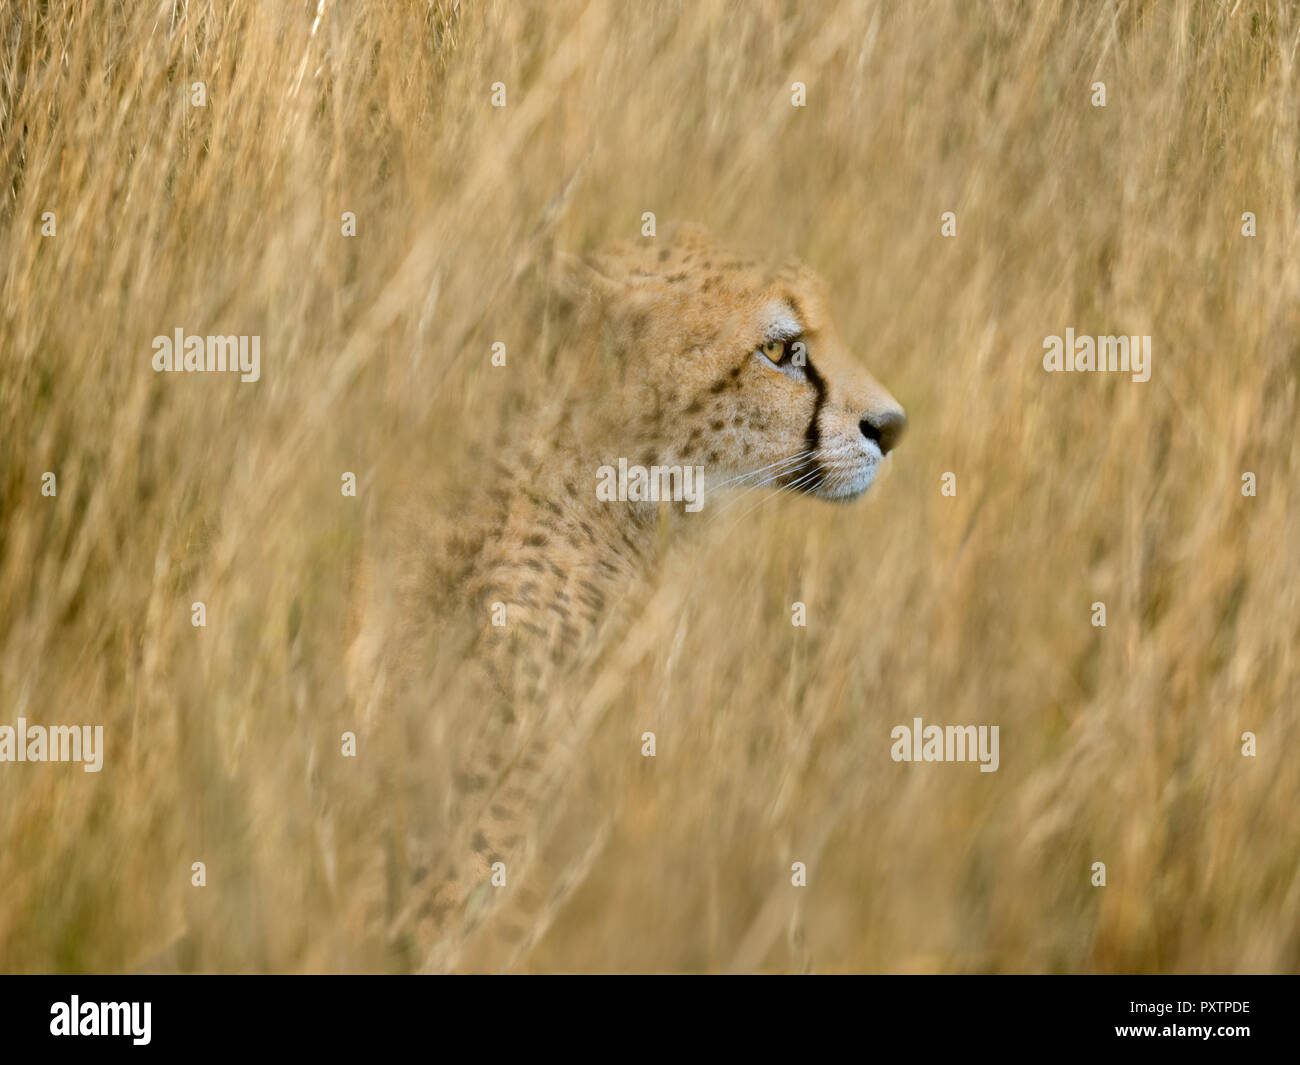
[347,223,905,970]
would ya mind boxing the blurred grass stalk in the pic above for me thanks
[0,0,1296,972]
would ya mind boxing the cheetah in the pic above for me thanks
[347,222,905,970]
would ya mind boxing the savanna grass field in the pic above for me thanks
[1,0,1298,975]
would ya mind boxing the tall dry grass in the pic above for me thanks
[0,0,1297,973]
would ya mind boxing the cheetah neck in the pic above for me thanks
[472,439,694,676]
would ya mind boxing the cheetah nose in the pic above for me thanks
[860,407,906,455]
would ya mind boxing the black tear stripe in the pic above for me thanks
[780,291,822,490]
[799,355,828,489]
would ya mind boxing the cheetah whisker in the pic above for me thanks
[708,452,818,522]
[718,466,823,534]
[708,449,816,492]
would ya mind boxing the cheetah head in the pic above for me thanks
[562,223,906,505]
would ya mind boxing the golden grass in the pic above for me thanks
[1,0,1297,973]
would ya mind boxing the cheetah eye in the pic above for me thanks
[755,335,804,374]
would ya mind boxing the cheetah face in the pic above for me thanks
[729,296,906,503]
[568,223,906,507]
